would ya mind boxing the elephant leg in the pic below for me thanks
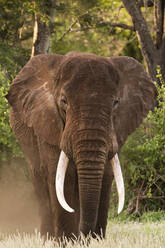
[49,160,80,240]
[59,163,80,240]
[30,169,54,237]
[53,206,79,241]
[23,145,54,238]
[95,162,114,238]
[37,141,80,240]
[54,169,80,240]
[10,112,54,237]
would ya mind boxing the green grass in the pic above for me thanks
[0,221,165,248]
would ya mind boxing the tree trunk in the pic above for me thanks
[159,1,165,78]
[121,0,157,80]
[121,0,165,83]
[31,0,57,57]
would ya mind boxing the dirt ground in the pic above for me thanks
[0,162,40,234]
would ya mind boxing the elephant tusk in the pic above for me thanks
[111,153,125,214]
[55,151,74,213]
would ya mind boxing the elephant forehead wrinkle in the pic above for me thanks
[72,129,108,142]
[75,143,107,156]
[75,150,106,163]
[78,175,103,183]
[75,138,106,147]
[73,129,107,137]
[90,92,98,98]
[60,59,119,96]
[77,161,105,169]
[77,118,109,127]
[72,104,111,118]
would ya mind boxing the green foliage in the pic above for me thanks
[141,211,165,223]
[0,0,31,162]
[0,42,30,76]
[109,210,165,223]
[51,0,137,57]
[0,0,33,42]
[120,75,165,214]
[0,0,144,60]
[119,34,143,62]
[0,68,23,162]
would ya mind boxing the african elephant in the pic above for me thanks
[6,52,157,240]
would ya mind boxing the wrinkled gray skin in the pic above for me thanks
[6,52,157,240]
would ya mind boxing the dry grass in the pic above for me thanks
[0,222,165,248]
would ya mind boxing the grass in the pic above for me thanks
[0,221,165,248]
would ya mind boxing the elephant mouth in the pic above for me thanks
[55,150,125,214]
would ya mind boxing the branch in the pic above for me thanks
[57,19,78,42]
[70,22,134,33]
[67,26,93,33]
[156,173,165,183]
[56,12,89,42]
[139,195,165,199]
[135,180,145,213]
[98,21,135,31]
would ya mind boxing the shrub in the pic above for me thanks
[0,68,23,162]
[120,73,165,214]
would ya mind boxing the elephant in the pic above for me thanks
[6,51,157,240]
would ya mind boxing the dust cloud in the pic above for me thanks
[0,160,40,234]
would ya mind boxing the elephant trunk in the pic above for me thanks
[77,155,105,235]
[73,129,107,235]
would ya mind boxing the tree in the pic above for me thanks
[54,0,164,82]
[51,1,137,57]
[31,0,57,56]
[121,0,165,82]
[0,0,58,59]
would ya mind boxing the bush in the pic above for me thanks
[0,41,30,77]
[109,210,165,223]
[0,68,23,162]
[120,73,165,214]
[140,211,165,223]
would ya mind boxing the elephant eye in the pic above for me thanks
[60,95,68,117]
[61,96,67,105]
[113,99,119,108]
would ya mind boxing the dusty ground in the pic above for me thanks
[0,162,40,234]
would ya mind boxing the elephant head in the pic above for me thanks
[6,52,157,236]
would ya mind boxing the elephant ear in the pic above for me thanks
[108,56,157,149]
[6,54,64,145]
